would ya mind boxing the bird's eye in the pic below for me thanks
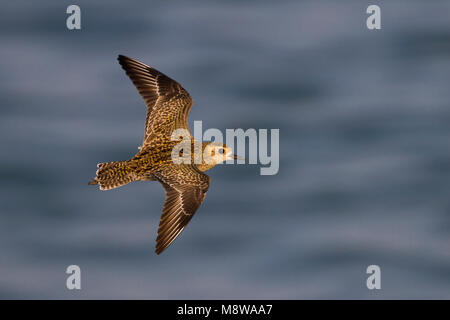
[218,148,224,154]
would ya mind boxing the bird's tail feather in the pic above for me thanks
[88,160,138,190]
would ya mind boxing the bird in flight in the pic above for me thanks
[89,55,239,254]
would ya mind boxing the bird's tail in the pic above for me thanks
[88,160,138,190]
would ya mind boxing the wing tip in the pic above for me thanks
[155,236,172,255]
[117,54,129,66]
[155,244,167,255]
[117,54,153,72]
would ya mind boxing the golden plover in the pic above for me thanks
[89,55,238,254]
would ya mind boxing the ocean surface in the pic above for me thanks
[0,0,449,299]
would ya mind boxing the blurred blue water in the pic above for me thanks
[0,0,449,299]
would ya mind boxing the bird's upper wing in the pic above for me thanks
[118,55,193,147]
[152,164,210,254]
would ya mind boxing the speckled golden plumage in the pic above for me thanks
[89,55,235,254]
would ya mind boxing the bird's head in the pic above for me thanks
[202,142,236,165]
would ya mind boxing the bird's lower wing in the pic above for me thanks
[153,164,210,254]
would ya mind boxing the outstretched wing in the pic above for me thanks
[118,55,193,147]
[153,164,210,254]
